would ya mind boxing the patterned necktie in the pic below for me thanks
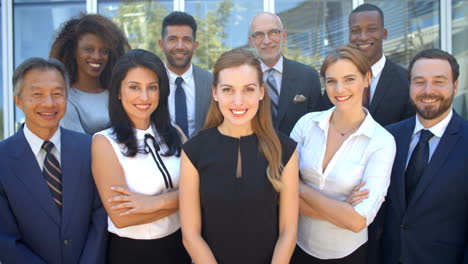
[405,129,434,203]
[266,68,279,119]
[41,141,62,210]
[175,76,189,137]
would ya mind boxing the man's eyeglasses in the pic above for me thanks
[251,29,283,41]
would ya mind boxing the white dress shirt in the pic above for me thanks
[23,124,61,171]
[290,107,396,259]
[406,109,453,166]
[260,56,283,94]
[167,64,196,137]
[96,125,181,240]
[369,55,386,103]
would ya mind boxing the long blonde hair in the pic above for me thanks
[204,48,283,191]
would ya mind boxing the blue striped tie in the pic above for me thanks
[266,68,279,119]
[41,141,62,211]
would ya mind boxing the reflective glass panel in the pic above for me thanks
[365,0,440,66]
[452,0,468,118]
[13,0,86,129]
[186,0,263,70]
[276,0,353,71]
[98,0,173,60]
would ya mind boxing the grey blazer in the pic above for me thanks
[276,57,322,135]
[193,64,213,135]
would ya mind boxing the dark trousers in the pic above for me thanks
[107,229,191,264]
[290,242,368,264]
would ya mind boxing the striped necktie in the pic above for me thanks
[41,141,62,211]
[266,68,279,119]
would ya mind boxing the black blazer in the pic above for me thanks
[381,112,468,264]
[321,58,414,127]
[276,57,322,135]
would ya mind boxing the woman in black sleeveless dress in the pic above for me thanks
[179,48,299,264]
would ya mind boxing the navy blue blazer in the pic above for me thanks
[381,112,468,264]
[321,58,414,127]
[0,127,107,264]
[276,57,322,135]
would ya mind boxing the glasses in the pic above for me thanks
[251,29,283,41]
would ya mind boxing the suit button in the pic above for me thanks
[64,239,71,245]
[400,224,409,230]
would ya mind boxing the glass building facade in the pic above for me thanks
[1,0,467,139]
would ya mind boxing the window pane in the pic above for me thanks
[0,2,3,140]
[98,0,173,61]
[452,0,468,118]
[365,0,440,66]
[13,0,86,129]
[186,0,263,70]
[276,0,353,71]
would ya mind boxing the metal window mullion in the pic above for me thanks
[352,0,364,9]
[440,0,452,53]
[87,0,97,13]
[2,1,14,138]
[265,0,274,13]
[174,0,184,11]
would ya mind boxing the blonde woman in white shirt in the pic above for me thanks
[92,49,190,263]
[290,45,396,263]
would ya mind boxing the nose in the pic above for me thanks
[140,89,149,101]
[359,30,369,41]
[175,39,184,49]
[262,34,272,44]
[41,94,56,107]
[233,92,244,105]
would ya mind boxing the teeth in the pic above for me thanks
[335,96,351,102]
[89,63,101,68]
[135,104,150,110]
[358,44,371,48]
[40,112,56,116]
[232,109,247,115]
[421,99,436,103]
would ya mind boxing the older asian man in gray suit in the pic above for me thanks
[159,11,213,138]
[249,12,322,135]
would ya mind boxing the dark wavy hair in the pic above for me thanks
[49,13,130,89]
[108,49,182,157]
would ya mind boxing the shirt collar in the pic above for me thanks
[413,109,453,138]
[371,54,386,78]
[312,107,376,139]
[260,56,283,74]
[166,64,194,84]
[23,124,61,156]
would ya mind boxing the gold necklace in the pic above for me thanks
[330,118,361,136]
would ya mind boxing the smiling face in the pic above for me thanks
[410,58,457,127]
[325,59,370,111]
[349,10,387,65]
[213,64,265,134]
[159,25,198,75]
[75,33,109,82]
[249,13,287,68]
[14,68,67,140]
[119,67,160,130]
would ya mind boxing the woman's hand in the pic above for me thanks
[108,186,160,216]
[346,182,369,206]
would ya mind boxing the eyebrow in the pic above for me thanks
[126,81,158,85]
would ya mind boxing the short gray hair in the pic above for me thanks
[13,57,70,96]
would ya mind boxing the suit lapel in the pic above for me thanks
[393,118,415,211]
[277,58,296,124]
[60,128,81,229]
[408,113,462,208]
[193,65,209,131]
[369,59,392,113]
[11,128,61,225]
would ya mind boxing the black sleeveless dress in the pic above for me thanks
[183,127,297,264]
